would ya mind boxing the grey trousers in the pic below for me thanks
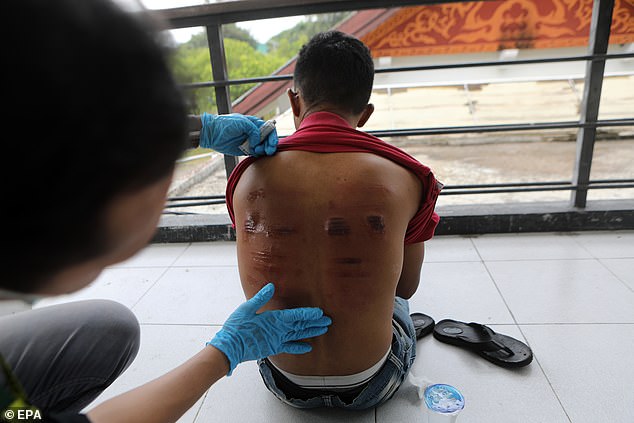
[0,300,140,414]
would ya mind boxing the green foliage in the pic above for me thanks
[182,31,208,50]
[171,41,211,84]
[224,38,285,101]
[267,33,310,62]
[169,12,352,114]
[267,12,352,61]
[223,23,258,49]
[169,41,215,114]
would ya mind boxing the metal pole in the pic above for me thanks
[206,23,240,177]
[571,0,614,208]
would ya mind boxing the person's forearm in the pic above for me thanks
[396,242,425,299]
[87,346,229,423]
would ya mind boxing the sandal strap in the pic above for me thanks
[457,323,515,356]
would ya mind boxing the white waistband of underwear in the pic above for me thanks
[269,347,391,390]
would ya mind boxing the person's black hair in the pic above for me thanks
[3,0,188,292]
[294,31,374,114]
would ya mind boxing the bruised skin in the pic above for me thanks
[233,151,421,376]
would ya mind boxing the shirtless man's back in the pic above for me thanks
[233,149,422,376]
[226,31,439,410]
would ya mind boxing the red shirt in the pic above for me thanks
[226,111,442,244]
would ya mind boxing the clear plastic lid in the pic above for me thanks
[424,384,465,414]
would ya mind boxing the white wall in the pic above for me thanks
[373,45,634,88]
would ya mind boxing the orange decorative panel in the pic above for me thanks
[362,0,634,56]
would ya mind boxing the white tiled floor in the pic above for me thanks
[25,231,634,422]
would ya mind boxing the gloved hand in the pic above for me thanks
[199,112,278,157]
[207,283,332,375]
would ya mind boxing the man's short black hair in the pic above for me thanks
[3,0,187,292]
[294,31,374,114]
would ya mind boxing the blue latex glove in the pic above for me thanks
[207,283,332,375]
[199,112,278,157]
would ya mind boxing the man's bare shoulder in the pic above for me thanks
[247,150,419,185]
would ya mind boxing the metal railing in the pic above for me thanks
[161,0,633,213]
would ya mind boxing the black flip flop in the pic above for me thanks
[410,313,435,340]
[433,319,533,368]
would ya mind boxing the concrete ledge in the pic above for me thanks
[435,200,634,235]
[152,200,634,243]
[154,214,235,243]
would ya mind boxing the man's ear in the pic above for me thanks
[287,88,301,118]
[356,103,375,128]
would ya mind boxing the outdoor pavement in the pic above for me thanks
[25,231,634,423]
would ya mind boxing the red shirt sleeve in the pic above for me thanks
[225,156,257,227]
[404,177,442,244]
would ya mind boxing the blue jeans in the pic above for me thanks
[257,297,416,410]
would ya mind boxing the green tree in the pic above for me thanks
[169,12,352,114]
[267,12,352,62]
[223,23,258,49]
[224,38,285,100]
[171,28,283,113]
[170,40,214,114]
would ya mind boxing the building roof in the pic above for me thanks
[232,0,634,116]
[363,0,634,56]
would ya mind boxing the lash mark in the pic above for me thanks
[247,189,265,202]
[244,213,260,234]
[325,217,350,236]
[265,224,297,238]
[366,215,386,234]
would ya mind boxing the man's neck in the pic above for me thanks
[301,106,358,128]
